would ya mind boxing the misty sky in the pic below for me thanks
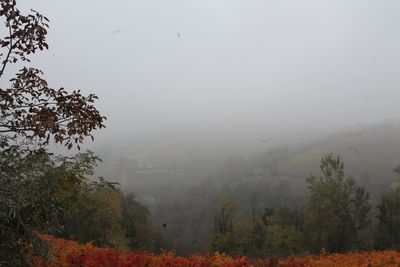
[13,1,400,157]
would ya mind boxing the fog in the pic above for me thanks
[19,0,400,159]
[6,1,400,257]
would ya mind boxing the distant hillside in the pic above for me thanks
[279,127,400,196]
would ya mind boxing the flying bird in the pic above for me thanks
[394,165,400,175]
[349,146,360,155]
[259,137,272,143]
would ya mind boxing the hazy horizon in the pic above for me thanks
[14,0,400,159]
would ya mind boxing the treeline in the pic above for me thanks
[126,145,400,256]
[147,146,301,255]
[6,145,400,265]
[210,153,400,257]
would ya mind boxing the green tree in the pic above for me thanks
[375,186,400,250]
[0,148,55,265]
[122,193,166,252]
[304,154,371,253]
[62,182,129,250]
[234,207,303,258]
[212,197,237,254]
[0,149,103,265]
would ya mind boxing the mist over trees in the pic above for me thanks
[2,0,400,266]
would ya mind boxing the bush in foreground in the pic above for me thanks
[32,234,400,267]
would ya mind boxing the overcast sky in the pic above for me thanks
[14,0,400,158]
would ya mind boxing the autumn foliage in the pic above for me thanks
[32,234,400,267]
